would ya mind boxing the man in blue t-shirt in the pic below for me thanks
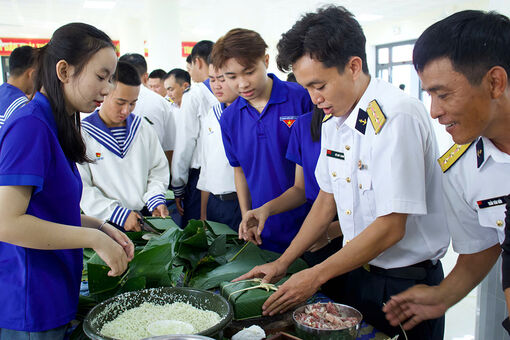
[0,45,35,129]
[211,28,313,253]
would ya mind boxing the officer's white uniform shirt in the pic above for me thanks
[443,137,509,254]
[196,103,236,195]
[171,82,218,194]
[315,78,450,269]
[133,85,176,152]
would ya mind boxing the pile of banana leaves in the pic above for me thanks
[83,217,307,303]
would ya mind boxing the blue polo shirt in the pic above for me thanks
[0,83,28,129]
[220,74,313,253]
[285,111,321,204]
[0,92,83,331]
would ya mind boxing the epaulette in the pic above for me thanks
[438,142,473,173]
[366,99,386,134]
[322,114,332,123]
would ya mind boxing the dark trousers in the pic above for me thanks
[301,236,348,302]
[207,194,242,232]
[338,261,445,340]
[181,168,201,227]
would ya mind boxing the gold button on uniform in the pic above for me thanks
[346,209,352,215]
[497,220,504,227]
[332,171,337,177]
[345,145,351,150]
[359,184,363,189]
[346,177,351,183]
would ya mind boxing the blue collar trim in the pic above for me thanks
[82,111,141,158]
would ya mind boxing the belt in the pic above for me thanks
[213,192,238,201]
[362,260,437,280]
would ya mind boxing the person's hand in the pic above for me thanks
[100,223,135,261]
[152,203,169,218]
[92,231,129,276]
[239,205,270,245]
[124,211,142,231]
[234,260,288,285]
[262,268,322,316]
[383,284,448,330]
[175,197,184,216]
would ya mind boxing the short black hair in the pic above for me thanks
[164,68,190,85]
[414,10,510,85]
[190,40,214,65]
[148,68,166,79]
[277,5,368,74]
[119,53,147,76]
[186,54,192,64]
[114,61,141,86]
[9,45,35,77]
[286,72,297,83]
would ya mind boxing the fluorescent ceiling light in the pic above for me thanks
[83,1,116,9]
[356,13,383,22]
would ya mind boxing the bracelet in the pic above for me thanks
[98,220,108,231]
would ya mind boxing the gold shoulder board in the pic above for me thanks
[438,142,473,173]
[366,100,386,134]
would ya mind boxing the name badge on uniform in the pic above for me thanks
[327,149,345,160]
[477,195,507,209]
[280,116,298,128]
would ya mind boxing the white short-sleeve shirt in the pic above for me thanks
[442,137,508,254]
[315,78,450,269]
[171,82,219,193]
[133,85,176,152]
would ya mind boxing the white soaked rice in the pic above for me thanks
[100,301,221,340]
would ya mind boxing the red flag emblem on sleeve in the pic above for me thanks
[96,153,101,158]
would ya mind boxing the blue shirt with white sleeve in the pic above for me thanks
[0,83,28,129]
[0,92,83,331]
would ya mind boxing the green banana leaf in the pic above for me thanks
[189,243,308,290]
[87,254,122,296]
[117,276,146,294]
[220,277,288,320]
[143,216,180,231]
[127,243,174,287]
[205,220,238,236]
[208,234,227,257]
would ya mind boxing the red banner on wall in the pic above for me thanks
[0,37,121,56]
[181,41,196,57]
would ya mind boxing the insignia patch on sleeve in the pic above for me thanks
[438,142,473,173]
[366,99,386,134]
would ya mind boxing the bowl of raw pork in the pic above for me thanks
[292,302,362,340]
[83,287,232,340]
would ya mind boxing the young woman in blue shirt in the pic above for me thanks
[0,23,134,339]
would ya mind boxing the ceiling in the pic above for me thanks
[0,0,492,40]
